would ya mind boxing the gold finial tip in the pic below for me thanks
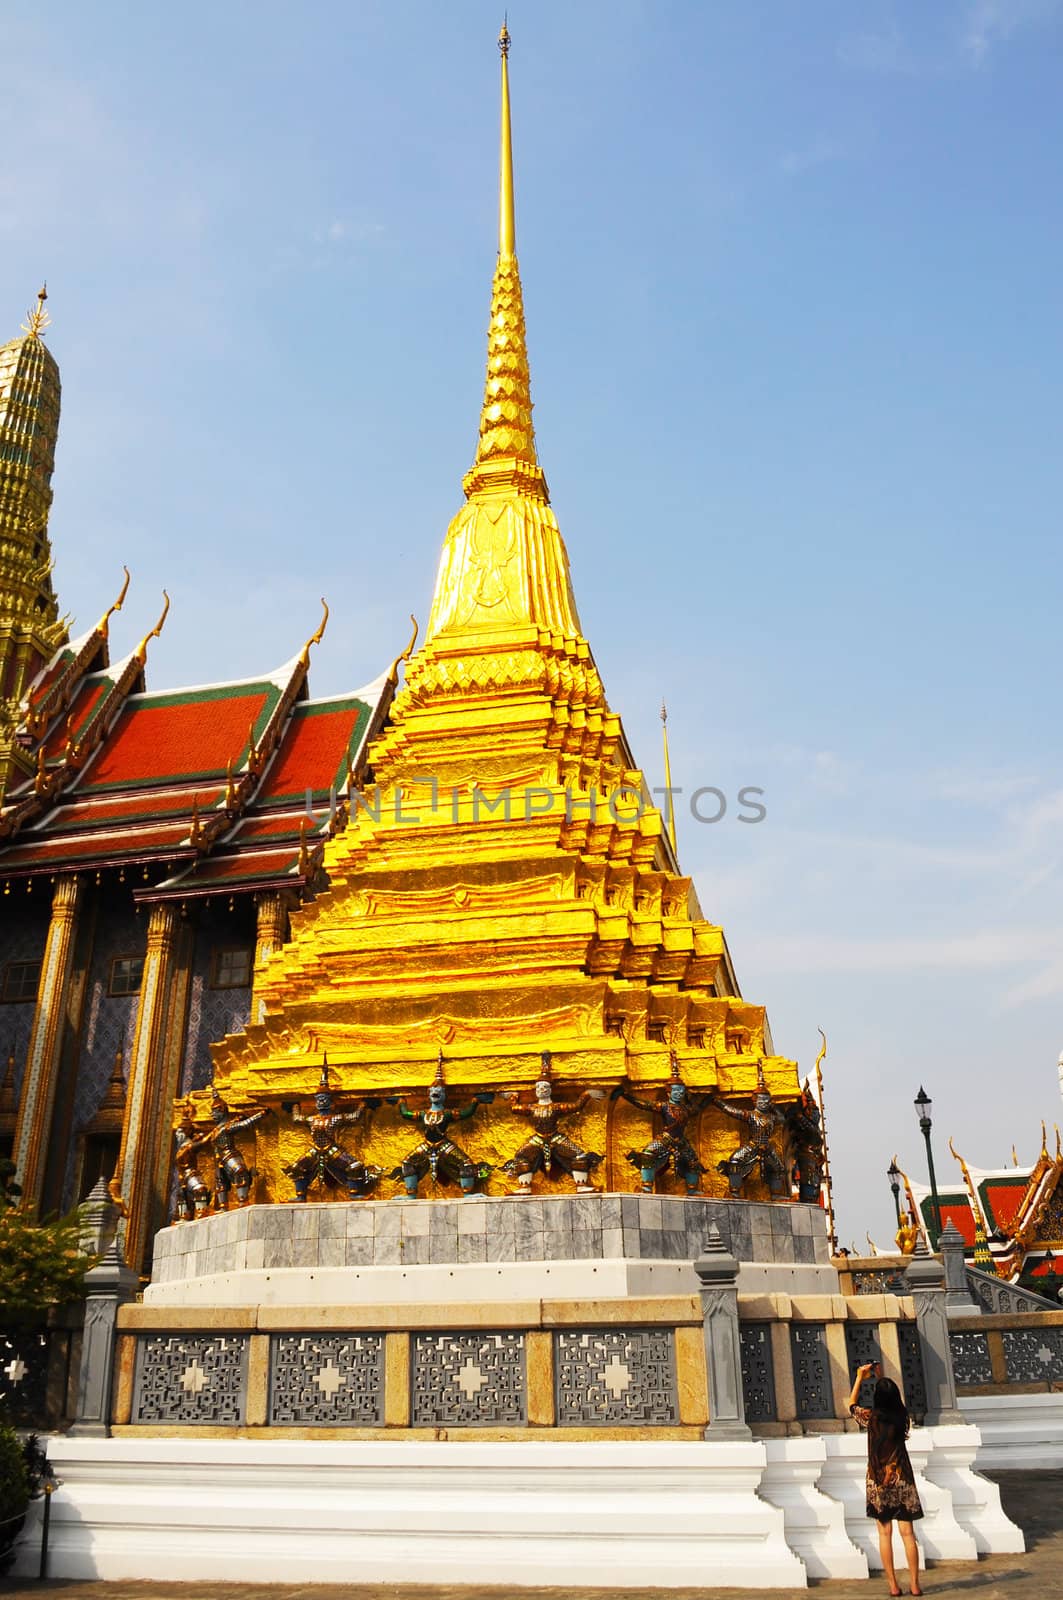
[21,282,51,339]
[499,19,511,55]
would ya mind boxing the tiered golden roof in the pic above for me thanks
[205,30,802,1196]
[0,287,67,799]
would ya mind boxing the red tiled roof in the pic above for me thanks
[37,785,227,834]
[227,812,308,843]
[1,821,195,871]
[980,1178,1029,1232]
[77,683,276,793]
[41,677,109,759]
[162,845,301,887]
[255,696,375,805]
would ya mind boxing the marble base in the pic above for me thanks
[147,1193,832,1305]
[13,1437,807,1589]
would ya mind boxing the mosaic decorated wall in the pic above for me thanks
[180,901,255,1097]
[0,895,50,1103]
[62,889,144,1202]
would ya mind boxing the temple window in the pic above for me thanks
[109,954,145,996]
[1,960,41,1002]
[211,947,253,990]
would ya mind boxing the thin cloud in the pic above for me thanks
[780,137,844,177]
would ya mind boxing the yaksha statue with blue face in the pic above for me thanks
[281,1056,382,1202]
[206,1087,270,1208]
[389,1053,493,1198]
[711,1062,788,1198]
[618,1052,709,1194]
[501,1051,604,1194]
[173,1097,213,1221]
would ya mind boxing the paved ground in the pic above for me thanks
[1,1471,1059,1599]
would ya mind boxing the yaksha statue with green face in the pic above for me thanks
[501,1051,604,1194]
[281,1056,382,1202]
[618,1052,709,1194]
[389,1053,493,1198]
[711,1062,788,1198]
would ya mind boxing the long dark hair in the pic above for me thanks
[873,1376,909,1430]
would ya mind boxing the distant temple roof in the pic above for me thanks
[0,594,393,899]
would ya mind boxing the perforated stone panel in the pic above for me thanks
[898,1321,928,1418]
[949,1329,993,1387]
[132,1334,248,1425]
[1001,1326,1063,1384]
[411,1331,526,1426]
[269,1333,384,1425]
[844,1320,881,1407]
[555,1328,678,1425]
[790,1323,833,1420]
[739,1322,777,1423]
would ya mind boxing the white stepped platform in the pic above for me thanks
[13,1437,807,1590]
[963,1392,1063,1471]
[757,1437,868,1580]
[923,1424,1024,1554]
[818,1430,980,1570]
[904,1433,979,1561]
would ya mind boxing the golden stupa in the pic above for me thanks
[200,27,804,1200]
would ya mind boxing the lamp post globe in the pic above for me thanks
[887,1158,902,1226]
[913,1086,942,1247]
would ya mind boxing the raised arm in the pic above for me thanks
[847,1362,875,1418]
[455,1092,493,1123]
[282,1101,310,1127]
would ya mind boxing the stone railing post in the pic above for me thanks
[69,1180,139,1437]
[940,1218,979,1315]
[694,1225,751,1440]
[904,1236,964,1425]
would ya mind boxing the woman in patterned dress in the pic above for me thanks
[848,1361,923,1596]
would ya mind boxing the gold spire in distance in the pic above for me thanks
[21,285,50,340]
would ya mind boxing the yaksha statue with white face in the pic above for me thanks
[501,1051,604,1194]
[711,1063,788,1198]
[281,1056,382,1202]
[389,1052,493,1198]
[618,1052,709,1194]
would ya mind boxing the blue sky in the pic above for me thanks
[3,0,1063,1246]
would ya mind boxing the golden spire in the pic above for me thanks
[425,27,580,645]
[498,22,515,256]
[660,702,677,854]
[467,21,541,488]
[21,285,50,340]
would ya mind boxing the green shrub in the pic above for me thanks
[0,1422,29,1563]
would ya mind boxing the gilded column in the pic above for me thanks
[12,874,84,1211]
[117,902,179,1275]
[251,891,291,1024]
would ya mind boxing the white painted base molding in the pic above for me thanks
[963,1392,1063,1471]
[13,1438,807,1590]
[757,1437,869,1580]
[12,1426,1023,1588]
[923,1424,1025,1554]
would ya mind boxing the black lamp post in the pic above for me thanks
[914,1086,942,1248]
[887,1158,902,1227]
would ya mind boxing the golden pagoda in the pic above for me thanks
[204,27,804,1197]
[0,287,67,799]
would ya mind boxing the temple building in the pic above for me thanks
[897,1111,1063,1295]
[0,295,395,1270]
[2,26,820,1280]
